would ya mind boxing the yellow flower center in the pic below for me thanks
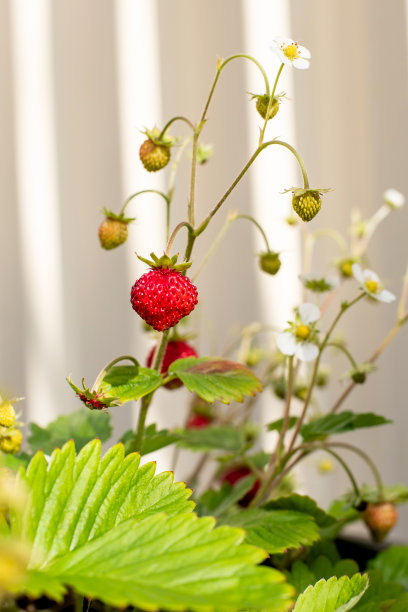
[281,42,300,62]
[365,280,378,293]
[341,261,353,277]
[296,324,310,340]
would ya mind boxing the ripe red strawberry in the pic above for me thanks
[146,340,198,389]
[131,254,198,331]
[187,413,212,429]
[363,502,398,542]
[221,466,261,507]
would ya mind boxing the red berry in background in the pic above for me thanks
[146,340,198,389]
[221,466,261,507]
[131,268,198,331]
[362,502,398,542]
[187,414,212,429]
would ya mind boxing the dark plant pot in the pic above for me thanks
[335,535,389,571]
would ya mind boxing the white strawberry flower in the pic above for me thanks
[352,264,395,303]
[277,303,320,362]
[383,188,405,210]
[271,37,311,70]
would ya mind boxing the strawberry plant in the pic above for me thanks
[2,36,408,611]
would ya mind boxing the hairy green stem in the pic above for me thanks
[120,189,170,216]
[235,214,271,252]
[325,441,384,495]
[92,355,139,393]
[159,115,195,139]
[165,222,194,256]
[317,447,360,498]
[259,63,284,145]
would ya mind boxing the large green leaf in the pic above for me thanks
[28,409,112,455]
[369,546,408,589]
[293,574,369,611]
[168,357,263,404]
[264,494,337,529]
[353,569,408,611]
[176,425,245,452]
[301,412,391,442]
[13,440,295,610]
[100,364,163,402]
[220,508,320,554]
[19,439,194,567]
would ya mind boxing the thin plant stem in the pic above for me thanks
[287,293,365,454]
[159,115,195,139]
[91,355,138,393]
[317,447,360,498]
[325,341,359,368]
[354,205,390,257]
[276,356,295,458]
[120,189,169,216]
[192,213,236,281]
[259,63,284,145]
[325,441,384,495]
[165,222,194,256]
[235,214,271,251]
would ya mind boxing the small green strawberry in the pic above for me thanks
[254,94,280,120]
[259,251,281,275]
[139,127,173,172]
[0,402,16,428]
[0,428,23,454]
[292,189,321,222]
[98,209,134,250]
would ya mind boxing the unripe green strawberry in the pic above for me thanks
[139,139,171,172]
[98,218,129,250]
[363,502,398,542]
[259,251,281,275]
[255,94,279,120]
[292,190,321,222]
[0,402,16,428]
[0,428,23,454]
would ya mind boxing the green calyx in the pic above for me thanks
[259,251,281,275]
[102,208,135,224]
[144,126,174,147]
[137,252,192,272]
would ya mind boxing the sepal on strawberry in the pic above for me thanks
[137,252,192,272]
[251,93,281,121]
[139,127,173,172]
[67,377,120,411]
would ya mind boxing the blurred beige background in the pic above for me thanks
[1,0,407,538]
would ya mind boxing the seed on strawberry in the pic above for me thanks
[221,466,261,507]
[0,402,16,428]
[131,256,198,331]
[146,340,198,389]
[0,428,23,454]
[259,251,281,275]
[363,502,398,542]
[186,414,212,429]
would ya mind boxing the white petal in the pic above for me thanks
[273,36,294,47]
[292,57,310,70]
[296,343,319,362]
[376,289,396,303]
[352,263,364,284]
[277,332,297,356]
[363,269,380,284]
[383,188,405,209]
[297,44,311,59]
[299,302,320,324]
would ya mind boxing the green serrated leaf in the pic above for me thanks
[264,494,337,529]
[301,411,391,441]
[168,357,263,404]
[220,508,320,554]
[18,439,194,567]
[197,476,257,517]
[286,560,316,595]
[369,546,408,589]
[14,440,295,610]
[28,409,112,455]
[45,513,294,611]
[353,569,407,611]
[177,425,245,452]
[293,573,369,611]
[100,365,163,402]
